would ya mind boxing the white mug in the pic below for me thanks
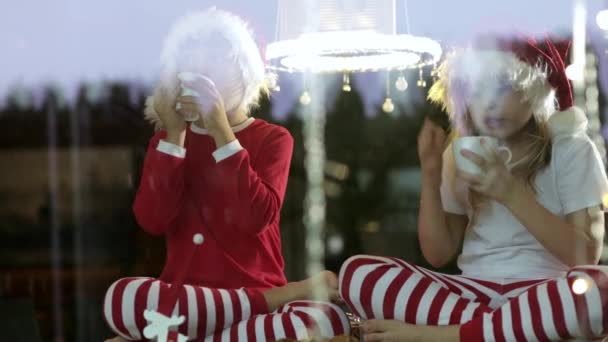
[176,72,204,122]
[453,136,512,175]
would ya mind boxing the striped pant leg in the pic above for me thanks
[103,277,267,341]
[204,300,350,342]
[461,265,608,341]
[338,255,492,325]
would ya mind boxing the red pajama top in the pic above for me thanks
[133,118,292,290]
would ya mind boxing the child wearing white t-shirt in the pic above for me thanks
[338,37,608,341]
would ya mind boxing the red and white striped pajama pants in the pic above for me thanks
[103,277,350,341]
[339,255,608,341]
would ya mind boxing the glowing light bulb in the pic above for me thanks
[395,75,408,91]
[417,68,427,88]
[342,73,351,92]
[382,98,394,113]
[299,91,311,106]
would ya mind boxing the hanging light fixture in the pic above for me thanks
[416,68,427,88]
[266,0,442,298]
[266,0,442,74]
[395,72,408,91]
[299,90,312,105]
[382,98,395,113]
[299,74,312,106]
[342,73,352,92]
[382,72,395,113]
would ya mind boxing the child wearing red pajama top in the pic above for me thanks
[103,8,348,342]
[134,116,292,290]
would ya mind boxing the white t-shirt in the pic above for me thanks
[441,120,608,280]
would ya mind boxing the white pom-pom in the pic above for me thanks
[548,106,588,138]
[193,233,204,245]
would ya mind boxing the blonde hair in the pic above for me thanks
[428,49,555,213]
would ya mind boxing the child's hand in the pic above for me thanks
[153,74,186,135]
[417,118,446,176]
[176,76,231,137]
[456,141,522,204]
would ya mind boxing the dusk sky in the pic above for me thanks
[2,0,607,117]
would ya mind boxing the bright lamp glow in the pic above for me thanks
[266,30,442,73]
[572,278,589,295]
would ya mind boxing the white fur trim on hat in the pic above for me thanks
[159,8,268,113]
[428,49,556,119]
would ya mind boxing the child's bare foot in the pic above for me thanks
[104,336,128,342]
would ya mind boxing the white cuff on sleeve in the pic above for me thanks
[157,140,186,158]
[212,140,243,162]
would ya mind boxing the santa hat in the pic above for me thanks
[428,35,585,135]
[144,8,270,128]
